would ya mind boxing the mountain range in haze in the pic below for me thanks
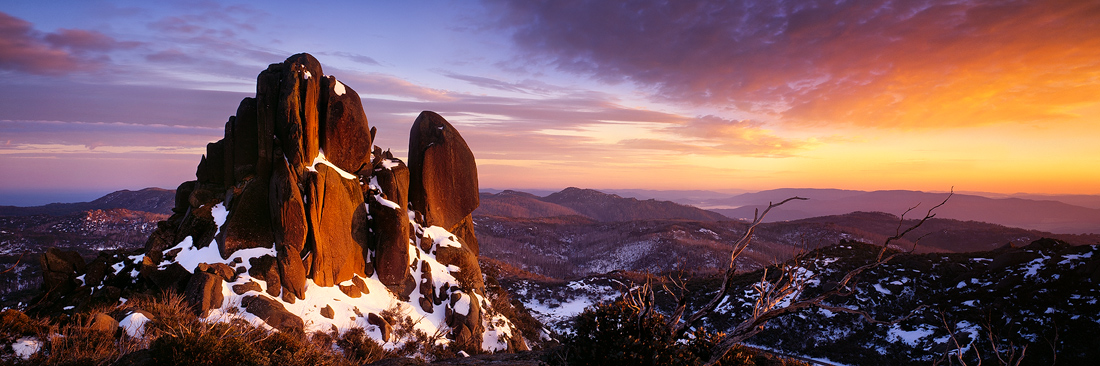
[6,186,1096,296]
[4,186,1098,234]
[702,188,1100,234]
[472,189,1099,279]
[477,187,1100,235]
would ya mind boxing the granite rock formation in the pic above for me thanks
[32,53,523,353]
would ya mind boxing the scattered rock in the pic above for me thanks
[84,257,109,287]
[184,271,224,316]
[446,290,483,350]
[241,295,304,334]
[140,260,191,292]
[247,255,282,298]
[339,276,369,298]
[419,261,435,313]
[367,313,392,342]
[85,313,118,334]
[232,281,262,295]
[40,248,85,292]
[196,262,235,282]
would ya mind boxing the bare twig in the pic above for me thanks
[939,311,975,366]
[0,251,27,275]
[667,197,806,338]
[699,192,953,366]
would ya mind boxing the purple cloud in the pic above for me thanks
[0,11,108,75]
[321,51,383,67]
[44,28,140,53]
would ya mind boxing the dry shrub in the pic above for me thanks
[335,327,388,364]
[564,299,809,366]
[378,305,454,360]
[117,291,192,336]
[0,308,140,366]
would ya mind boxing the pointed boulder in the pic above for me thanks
[407,111,479,239]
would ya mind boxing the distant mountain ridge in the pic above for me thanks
[474,208,1100,280]
[476,187,728,222]
[475,190,585,218]
[0,188,175,216]
[707,188,1100,234]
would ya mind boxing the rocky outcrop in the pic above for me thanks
[32,53,517,353]
[39,248,85,293]
[408,111,480,244]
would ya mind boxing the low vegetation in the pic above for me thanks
[0,291,505,366]
[561,298,808,366]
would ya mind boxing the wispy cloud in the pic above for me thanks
[340,68,814,159]
[487,0,1100,128]
[320,51,383,67]
[0,120,221,153]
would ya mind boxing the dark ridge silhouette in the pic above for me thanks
[539,187,728,222]
[710,188,1100,234]
[475,190,584,218]
[0,188,176,216]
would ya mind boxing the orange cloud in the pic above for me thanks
[490,0,1100,129]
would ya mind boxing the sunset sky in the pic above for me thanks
[1,0,1098,205]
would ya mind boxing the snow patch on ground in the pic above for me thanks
[424,226,462,249]
[520,278,620,334]
[11,337,40,359]
[1059,251,1093,265]
[585,239,655,274]
[873,283,892,295]
[888,324,935,346]
[1022,254,1050,278]
[482,313,519,352]
[120,311,151,339]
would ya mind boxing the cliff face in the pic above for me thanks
[34,54,525,352]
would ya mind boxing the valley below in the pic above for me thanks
[2,186,1099,365]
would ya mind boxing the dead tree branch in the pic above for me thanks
[0,251,27,275]
[666,196,807,338]
[698,191,954,366]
